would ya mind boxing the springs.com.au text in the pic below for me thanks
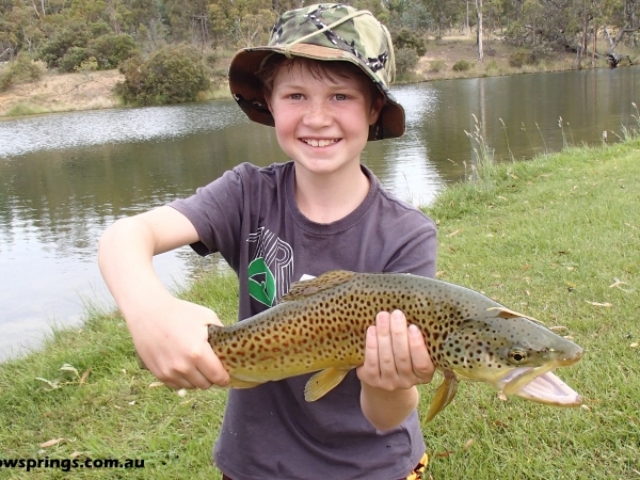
[1,457,145,472]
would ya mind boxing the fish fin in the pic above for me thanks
[227,377,262,389]
[486,306,544,325]
[281,270,356,302]
[304,367,351,401]
[424,372,459,423]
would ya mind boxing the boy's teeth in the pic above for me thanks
[304,139,337,147]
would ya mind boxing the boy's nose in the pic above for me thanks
[302,101,332,127]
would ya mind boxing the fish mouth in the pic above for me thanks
[498,365,583,406]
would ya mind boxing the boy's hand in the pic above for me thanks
[98,208,230,392]
[356,310,434,390]
[129,297,231,390]
[356,310,434,431]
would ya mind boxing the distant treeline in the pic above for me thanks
[0,0,638,103]
[2,0,639,64]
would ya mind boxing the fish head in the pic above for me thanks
[439,314,584,407]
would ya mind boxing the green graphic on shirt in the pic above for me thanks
[248,258,276,307]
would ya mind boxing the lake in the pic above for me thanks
[1,66,638,359]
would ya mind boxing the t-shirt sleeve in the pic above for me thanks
[168,166,245,264]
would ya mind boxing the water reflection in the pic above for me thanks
[0,101,247,158]
[370,86,444,206]
[1,67,639,359]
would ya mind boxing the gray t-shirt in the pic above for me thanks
[170,161,437,480]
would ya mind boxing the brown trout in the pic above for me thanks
[208,270,584,421]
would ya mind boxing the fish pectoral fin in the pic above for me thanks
[281,271,356,302]
[424,372,459,423]
[304,368,351,401]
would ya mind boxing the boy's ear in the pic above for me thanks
[264,93,273,114]
[368,95,385,125]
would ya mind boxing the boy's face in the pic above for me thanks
[266,61,384,177]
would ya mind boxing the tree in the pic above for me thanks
[476,0,483,61]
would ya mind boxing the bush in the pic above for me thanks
[508,50,539,68]
[78,57,99,72]
[117,45,211,105]
[59,46,92,73]
[91,34,139,70]
[452,60,473,71]
[428,59,445,73]
[393,29,427,57]
[484,59,499,73]
[395,48,418,79]
[0,53,43,92]
[38,24,90,69]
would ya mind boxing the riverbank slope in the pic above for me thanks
[1,136,638,478]
[0,34,611,117]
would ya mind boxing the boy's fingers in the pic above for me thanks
[362,325,380,369]
[374,311,395,376]
[197,344,231,388]
[389,310,411,374]
[408,324,434,383]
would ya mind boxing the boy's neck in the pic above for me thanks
[293,163,370,224]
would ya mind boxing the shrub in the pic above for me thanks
[393,29,427,57]
[508,50,539,68]
[90,34,139,70]
[452,60,473,71]
[38,24,90,69]
[395,48,418,79]
[485,59,499,72]
[78,57,99,72]
[59,46,92,73]
[0,53,43,91]
[117,45,211,105]
[428,59,445,73]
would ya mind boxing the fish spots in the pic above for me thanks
[207,271,578,392]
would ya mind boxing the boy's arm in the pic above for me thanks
[98,206,230,390]
[356,310,434,431]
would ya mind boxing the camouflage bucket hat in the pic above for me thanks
[228,3,405,141]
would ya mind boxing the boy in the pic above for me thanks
[98,4,437,479]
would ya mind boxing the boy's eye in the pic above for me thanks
[288,93,303,100]
[334,94,348,101]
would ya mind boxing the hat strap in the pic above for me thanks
[283,9,371,58]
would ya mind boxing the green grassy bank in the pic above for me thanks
[1,138,639,479]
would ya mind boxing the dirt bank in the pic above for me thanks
[0,36,584,118]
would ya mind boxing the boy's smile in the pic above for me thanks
[301,138,340,147]
[266,63,383,177]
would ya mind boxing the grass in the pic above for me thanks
[5,102,50,116]
[422,137,640,479]
[1,138,639,478]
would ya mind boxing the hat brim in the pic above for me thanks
[228,43,405,141]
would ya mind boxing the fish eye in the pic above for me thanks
[508,349,528,363]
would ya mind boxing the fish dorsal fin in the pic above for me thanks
[280,270,356,302]
[486,306,545,325]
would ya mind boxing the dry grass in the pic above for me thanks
[0,69,124,116]
[414,35,579,82]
